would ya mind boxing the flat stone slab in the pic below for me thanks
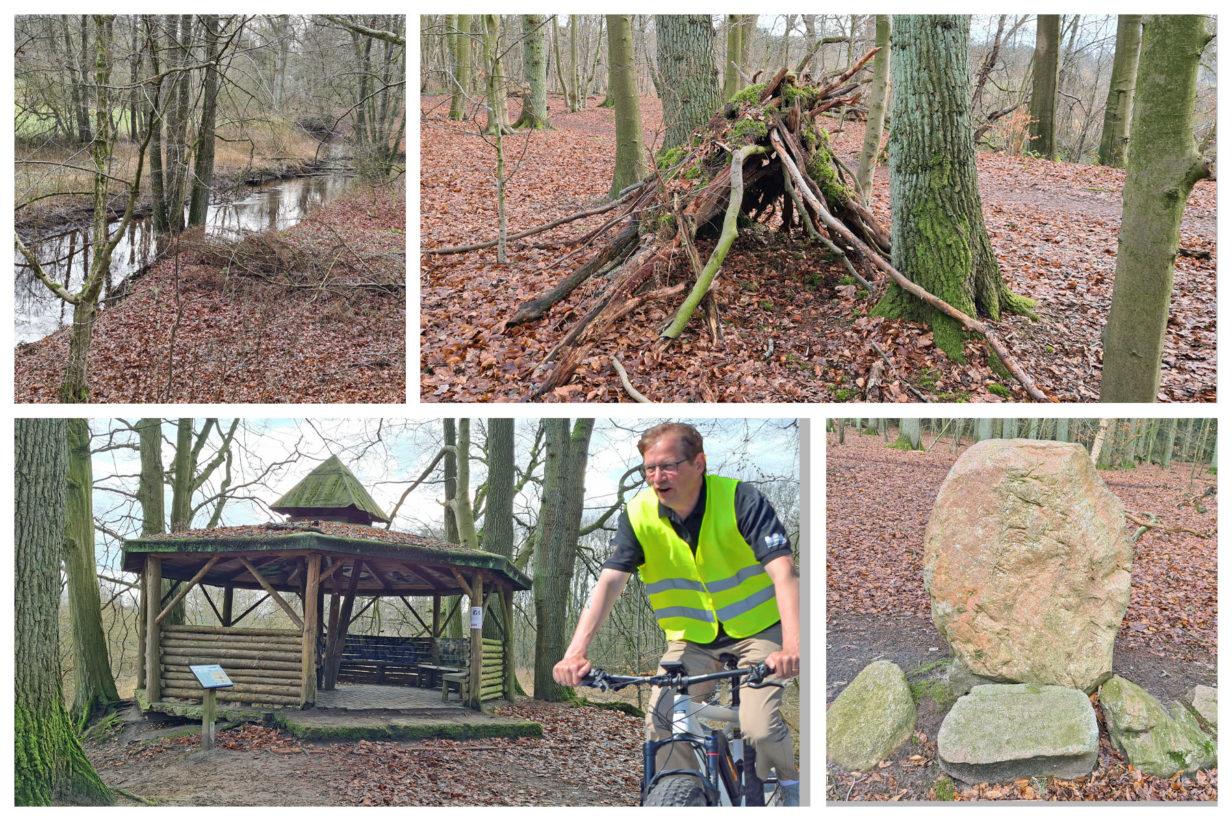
[276,708,542,742]
[938,684,1098,784]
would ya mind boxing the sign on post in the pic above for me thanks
[189,664,234,749]
[469,606,483,629]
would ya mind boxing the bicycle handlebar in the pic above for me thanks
[579,662,777,693]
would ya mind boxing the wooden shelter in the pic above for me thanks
[122,456,531,712]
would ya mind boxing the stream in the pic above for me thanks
[15,168,356,344]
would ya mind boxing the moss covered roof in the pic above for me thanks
[271,455,390,524]
[121,521,531,592]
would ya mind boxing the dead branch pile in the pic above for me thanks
[435,50,1047,402]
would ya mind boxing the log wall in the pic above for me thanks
[159,624,305,706]
[479,638,503,702]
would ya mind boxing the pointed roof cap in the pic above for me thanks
[271,455,390,525]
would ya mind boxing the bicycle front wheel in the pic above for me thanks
[644,775,711,806]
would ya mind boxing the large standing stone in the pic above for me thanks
[923,439,1132,692]
[827,660,916,771]
[937,684,1098,784]
[1099,675,1216,776]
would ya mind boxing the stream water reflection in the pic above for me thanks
[15,170,355,343]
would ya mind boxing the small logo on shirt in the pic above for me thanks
[764,533,787,549]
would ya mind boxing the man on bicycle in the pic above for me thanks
[553,422,801,806]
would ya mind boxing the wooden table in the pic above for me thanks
[417,664,461,689]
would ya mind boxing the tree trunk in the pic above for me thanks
[1003,418,1018,439]
[1056,418,1070,442]
[482,15,512,134]
[64,419,119,723]
[874,15,1034,361]
[188,15,220,227]
[449,15,471,120]
[606,15,645,198]
[894,418,923,450]
[723,15,743,100]
[1099,16,1212,403]
[1097,15,1143,168]
[533,419,595,702]
[654,15,721,150]
[442,420,463,638]
[16,419,113,806]
[513,15,551,129]
[976,418,994,441]
[855,15,890,204]
[1027,15,1060,159]
[480,420,515,644]
[1161,418,1179,467]
[568,15,583,112]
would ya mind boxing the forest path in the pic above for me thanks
[422,97,1215,402]
[87,701,642,806]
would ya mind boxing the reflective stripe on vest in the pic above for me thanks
[629,475,780,643]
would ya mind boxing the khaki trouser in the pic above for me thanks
[645,623,798,780]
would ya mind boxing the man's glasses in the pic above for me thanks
[640,457,691,479]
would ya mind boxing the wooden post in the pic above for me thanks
[466,573,484,709]
[222,585,234,626]
[202,689,217,749]
[137,561,148,689]
[301,554,321,706]
[145,555,162,701]
[502,587,516,700]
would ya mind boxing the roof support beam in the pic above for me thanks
[156,557,220,625]
[239,557,303,630]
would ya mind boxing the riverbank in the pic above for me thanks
[15,181,405,403]
[14,120,327,234]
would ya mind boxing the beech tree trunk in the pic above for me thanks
[654,15,720,149]
[894,418,923,450]
[607,15,645,198]
[513,15,550,129]
[723,15,743,100]
[1097,16,1142,168]
[874,15,1033,361]
[532,419,595,702]
[442,420,463,638]
[480,420,514,649]
[1100,16,1212,403]
[482,15,512,134]
[855,15,890,203]
[1027,15,1060,159]
[64,418,119,723]
[16,418,112,806]
[449,15,471,120]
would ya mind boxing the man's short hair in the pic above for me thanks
[638,422,704,460]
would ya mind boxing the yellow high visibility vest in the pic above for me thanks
[628,475,779,643]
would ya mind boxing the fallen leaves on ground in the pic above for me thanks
[420,95,1215,403]
[15,184,406,403]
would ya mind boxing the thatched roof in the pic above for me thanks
[122,520,530,594]
[270,455,390,525]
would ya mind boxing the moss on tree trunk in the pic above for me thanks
[873,15,1034,361]
[449,16,471,121]
[606,15,644,197]
[16,419,112,806]
[1099,15,1212,402]
[513,15,551,129]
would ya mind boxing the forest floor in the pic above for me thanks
[14,182,406,403]
[825,430,1217,801]
[420,94,1216,403]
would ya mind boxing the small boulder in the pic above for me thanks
[827,660,916,771]
[937,684,1098,784]
[1099,675,1216,776]
[1185,685,1217,734]
[941,657,999,700]
[924,439,1132,692]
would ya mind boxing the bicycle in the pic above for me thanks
[580,655,786,806]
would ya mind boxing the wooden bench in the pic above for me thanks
[441,671,467,702]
